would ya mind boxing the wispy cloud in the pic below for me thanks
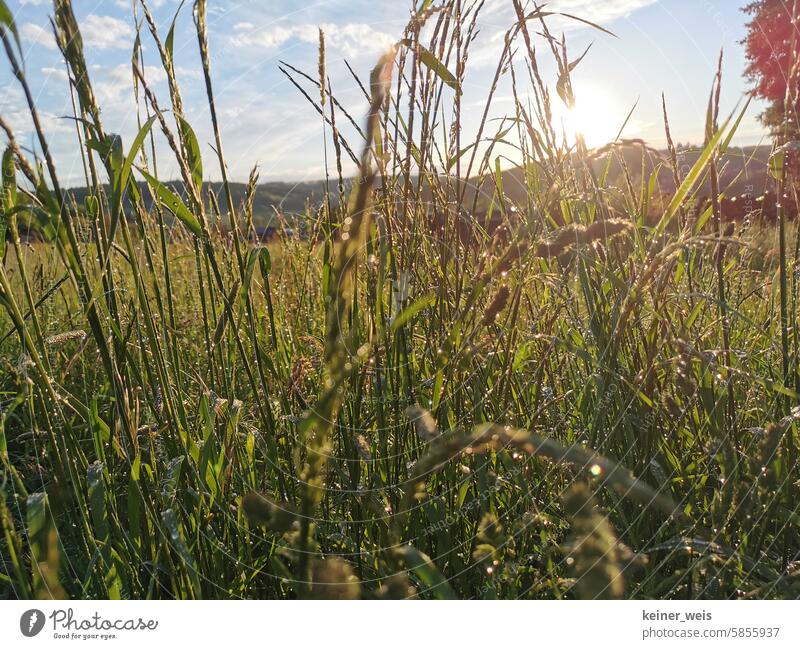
[230,22,395,58]
[545,0,658,22]
[114,0,171,8]
[467,0,657,68]
[481,0,657,23]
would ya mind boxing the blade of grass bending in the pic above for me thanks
[400,39,460,94]
[719,95,752,154]
[177,116,203,192]
[391,292,436,332]
[394,545,456,599]
[525,9,618,38]
[161,508,201,597]
[137,167,203,237]
[396,424,678,529]
[0,146,16,262]
[87,463,122,598]
[0,1,21,56]
[654,123,727,236]
[165,0,186,60]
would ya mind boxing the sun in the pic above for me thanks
[551,86,632,149]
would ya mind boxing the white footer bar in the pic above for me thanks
[2,600,798,648]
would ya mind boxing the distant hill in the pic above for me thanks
[66,179,333,227]
[62,145,776,227]
[598,143,773,198]
[461,144,775,211]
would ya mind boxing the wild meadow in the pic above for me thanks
[0,0,798,599]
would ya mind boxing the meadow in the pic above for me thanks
[0,0,798,599]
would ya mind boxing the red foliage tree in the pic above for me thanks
[743,0,800,136]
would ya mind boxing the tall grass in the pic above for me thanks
[0,0,798,600]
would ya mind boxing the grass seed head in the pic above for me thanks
[353,433,372,462]
[562,483,624,600]
[44,330,86,347]
[405,405,440,442]
[310,557,360,600]
[376,573,417,599]
[482,285,510,325]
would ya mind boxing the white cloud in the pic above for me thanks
[21,15,133,51]
[95,63,166,104]
[0,83,71,137]
[231,22,395,58]
[0,84,24,111]
[41,66,69,82]
[21,23,57,50]
[82,15,134,50]
[175,65,203,80]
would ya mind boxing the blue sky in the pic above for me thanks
[1,0,769,186]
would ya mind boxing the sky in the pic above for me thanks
[0,0,771,186]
